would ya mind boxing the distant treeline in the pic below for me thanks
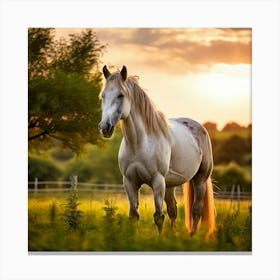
[203,121,251,132]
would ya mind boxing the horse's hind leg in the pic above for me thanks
[164,187,177,231]
[191,178,206,235]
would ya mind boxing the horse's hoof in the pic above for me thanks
[190,230,196,237]
[154,213,165,234]
[157,226,163,234]
[129,211,139,221]
[172,227,177,233]
[170,225,177,233]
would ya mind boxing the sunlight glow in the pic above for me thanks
[55,28,251,128]
[145,63,251,130]
[197,64,251,104]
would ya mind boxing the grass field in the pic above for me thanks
[28,191,251,252]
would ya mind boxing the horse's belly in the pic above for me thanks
[165,161,200,187]
[165,120,202,186]
[165,150,201,187]
[165,169,187,186]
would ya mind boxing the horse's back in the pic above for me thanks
[173,118,210,149]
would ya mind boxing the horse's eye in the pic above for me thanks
[117,94,124,99]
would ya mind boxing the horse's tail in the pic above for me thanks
[202,177,216,236]
[183,177,216,236]
[182,181,193,233]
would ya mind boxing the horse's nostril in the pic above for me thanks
[98,121,107,131]
[98,121,114,137]
[107,123,113,134]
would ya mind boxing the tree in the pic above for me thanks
[203,121,218,132]
[222,121,245,131]
[28,28,55,79]
[28,28,105,153]
[214,135,251,165]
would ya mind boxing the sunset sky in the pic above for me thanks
[55,28,251,130]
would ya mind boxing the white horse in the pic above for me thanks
[98,65,216,236]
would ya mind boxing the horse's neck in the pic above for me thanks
[120,110,146,151]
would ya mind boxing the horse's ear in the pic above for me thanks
[103,65,111,79]
[120,66,127,81]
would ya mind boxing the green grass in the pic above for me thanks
[28,191,252,252]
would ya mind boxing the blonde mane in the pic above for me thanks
[107,72,169,139]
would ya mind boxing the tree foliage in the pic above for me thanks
[203,121,218,132]
[28,28,105,153]
[213,134,251,165]
[28,28,54,79]
[222,121,248,132]
[62,130,123,183]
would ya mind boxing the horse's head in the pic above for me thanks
[98,65,131,138]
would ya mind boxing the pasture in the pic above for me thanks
[28,190,251,252]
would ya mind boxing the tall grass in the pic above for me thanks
[28,192,251,252]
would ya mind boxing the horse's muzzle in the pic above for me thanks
[98,121,114,138]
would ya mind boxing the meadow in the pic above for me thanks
[28,127,251,252]
[28,190,252,252]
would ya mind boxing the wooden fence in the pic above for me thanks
[28,176,251,200]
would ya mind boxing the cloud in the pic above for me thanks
[96,28,251,74]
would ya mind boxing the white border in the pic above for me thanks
[1,1,279,280]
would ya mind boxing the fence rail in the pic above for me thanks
[28,177,251,200]
[28,181,123,188]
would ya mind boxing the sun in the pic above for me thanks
[184,64,250,107]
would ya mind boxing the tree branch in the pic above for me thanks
[28,130,49,141]
[28,120,39,129]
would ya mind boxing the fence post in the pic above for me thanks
[70,175,78,191]
[230,184,235,200]
[34,177,38,197]
[237,184,241,203]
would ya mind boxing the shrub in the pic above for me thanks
[51,148,74,161]
[61,183,83,231]
[63,133,123,184]
[213,162,251,192]
[28,156,61,182]
[63,160,94,182]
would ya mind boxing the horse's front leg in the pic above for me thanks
[152,172,166,233]
[123,176,140,220]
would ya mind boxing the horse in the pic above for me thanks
[98,65,216,236]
